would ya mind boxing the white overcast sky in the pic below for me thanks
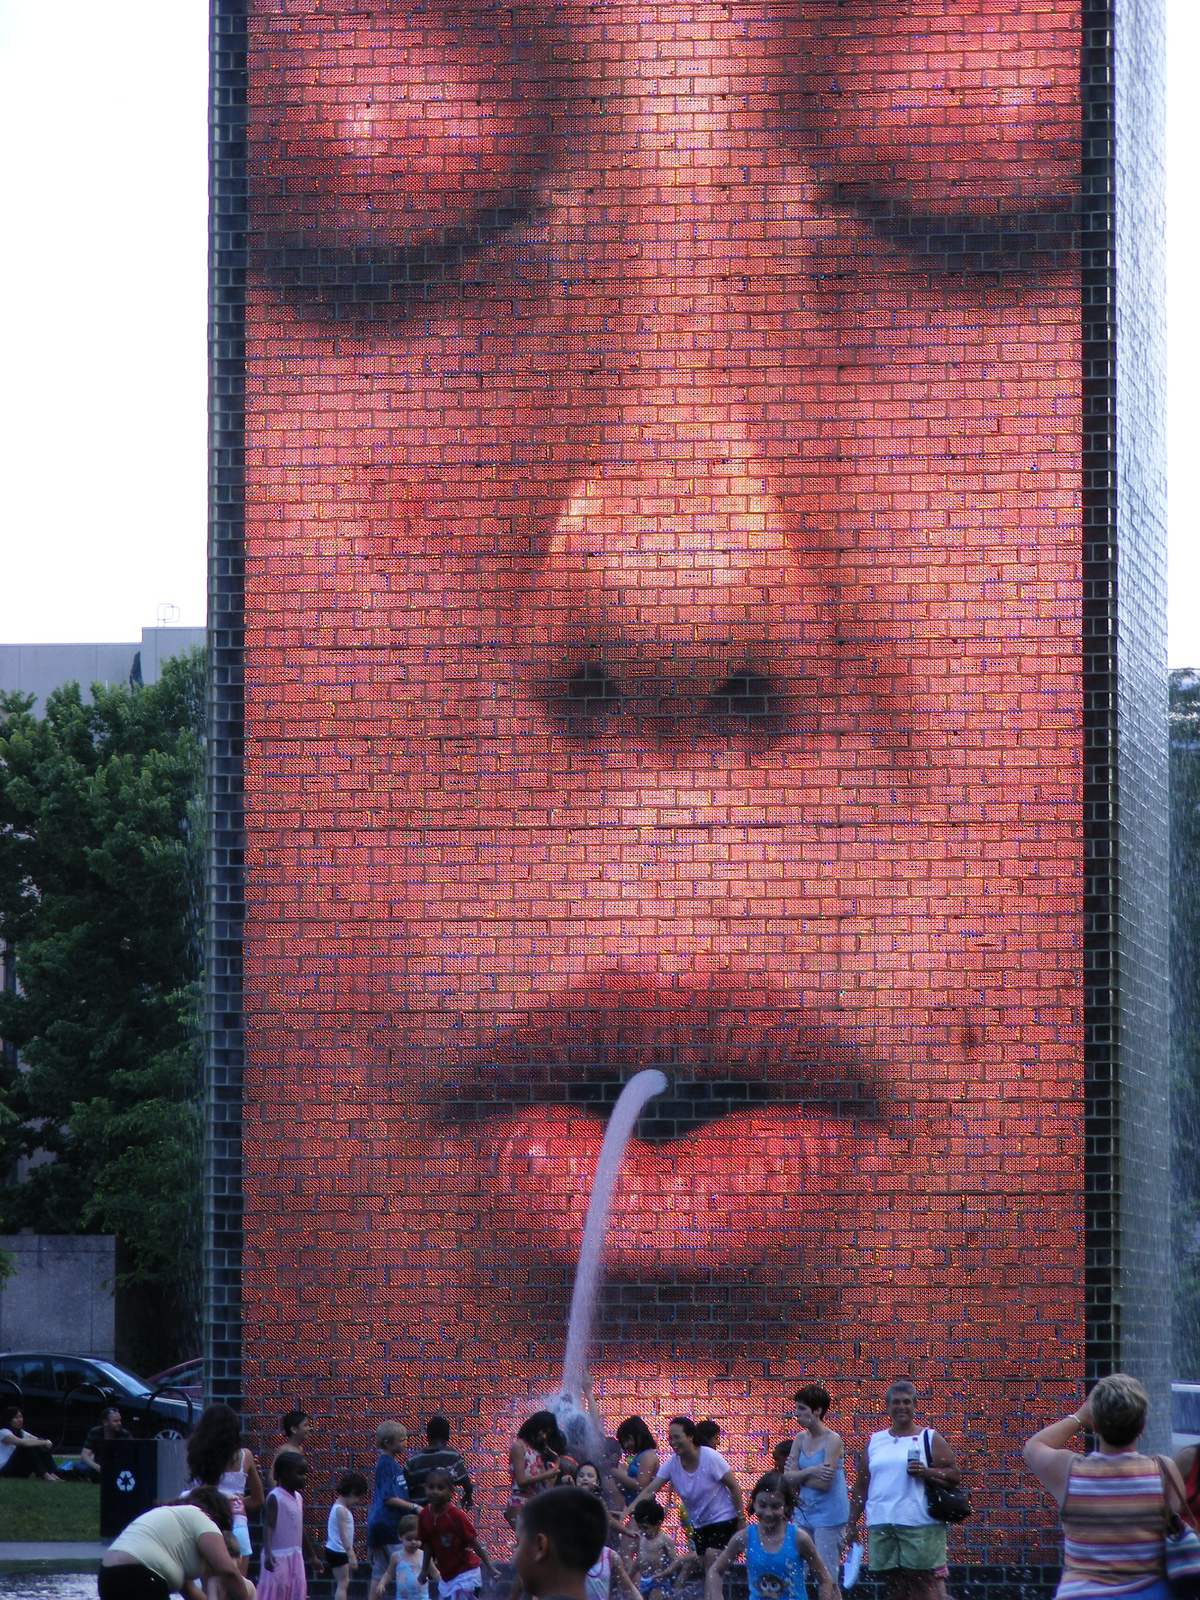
[1,1,1197,665]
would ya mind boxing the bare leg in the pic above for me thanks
[884,1571,941,1600]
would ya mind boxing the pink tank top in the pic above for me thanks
[269,1486,305,1554]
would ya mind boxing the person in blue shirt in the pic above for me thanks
[707,1474,834,1600]
[367,1420,421,1600]
[783,1384,850,1592]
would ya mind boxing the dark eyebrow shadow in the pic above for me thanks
[251,189,1081,326]
[854,197,1082,273]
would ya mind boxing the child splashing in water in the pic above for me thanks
[575,1462,641,1600]
[630,1501,692,1600]
[707,1474,836,1600]
[418,1469,498,1600]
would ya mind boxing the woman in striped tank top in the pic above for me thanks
[1023,1374,1172,1600]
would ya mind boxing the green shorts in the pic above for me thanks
[867,1524,947,1572]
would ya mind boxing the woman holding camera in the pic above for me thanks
[1023,1374,1179,1600]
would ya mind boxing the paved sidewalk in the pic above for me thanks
[0,1540,108,1569]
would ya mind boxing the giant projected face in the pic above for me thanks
[244,0,1084,1505]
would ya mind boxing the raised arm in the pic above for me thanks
[1023,1402,1090,1508]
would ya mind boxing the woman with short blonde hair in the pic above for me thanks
[1023,1375,1179,1600]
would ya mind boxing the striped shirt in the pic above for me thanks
[1057,1452,1166,1599]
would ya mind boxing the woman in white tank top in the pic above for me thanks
[186,1404,265,1577]
[844,1380,961,1600]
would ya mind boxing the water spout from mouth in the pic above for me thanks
[560,1068,669,1407]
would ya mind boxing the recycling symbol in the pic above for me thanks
[116,1471,136,1492]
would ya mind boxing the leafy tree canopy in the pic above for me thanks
[0,650,205,1370]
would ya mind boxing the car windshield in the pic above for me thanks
[91,1362,151,1399]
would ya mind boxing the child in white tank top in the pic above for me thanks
[325,1469,369,1600]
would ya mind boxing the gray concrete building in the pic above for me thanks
[0,626,205,710]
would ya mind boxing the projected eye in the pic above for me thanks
[709,672,778,721]
[547,665,623,726]
[564,666,620,705]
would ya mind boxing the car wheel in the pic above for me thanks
[154,1427,185,1441]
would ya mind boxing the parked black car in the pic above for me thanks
[0,1352,194,1449]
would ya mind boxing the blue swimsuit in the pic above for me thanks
[745,1524,806,1600]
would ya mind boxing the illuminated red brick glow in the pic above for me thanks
[243,1,1084,1558]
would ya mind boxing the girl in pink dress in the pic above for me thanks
[259,1452,323,1600]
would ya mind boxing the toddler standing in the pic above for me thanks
[386,1514,430,1600]
[325,1470,369,1600]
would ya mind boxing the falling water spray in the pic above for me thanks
[559,1068,669,1412]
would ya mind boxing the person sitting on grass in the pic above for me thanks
[514,1485,610,1600]
[0,1404,59,1480]
[75,1405,132,1482]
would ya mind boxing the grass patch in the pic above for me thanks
[0,1478,100,1541]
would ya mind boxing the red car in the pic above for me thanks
[145,1357,203,1404]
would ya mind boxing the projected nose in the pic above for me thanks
[541,448,801,689]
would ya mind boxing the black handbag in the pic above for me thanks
[923,1429,972,1523]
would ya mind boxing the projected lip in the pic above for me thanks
[450,1073,899,1344]
[434,980,883,1140]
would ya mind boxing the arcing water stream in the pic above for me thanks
[553,1069,668,1446]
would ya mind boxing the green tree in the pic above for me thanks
[0,650,205,1372]
[1172,668,1200,1377]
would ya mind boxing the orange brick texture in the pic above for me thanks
[242,0,1084,1563]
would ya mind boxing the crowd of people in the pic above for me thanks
[88,1374,1200,1600]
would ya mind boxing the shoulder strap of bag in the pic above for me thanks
[1156,1455,1200,1532]
[923,1429,933,1467]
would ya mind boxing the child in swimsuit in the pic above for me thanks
[706,1473,834,1600]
